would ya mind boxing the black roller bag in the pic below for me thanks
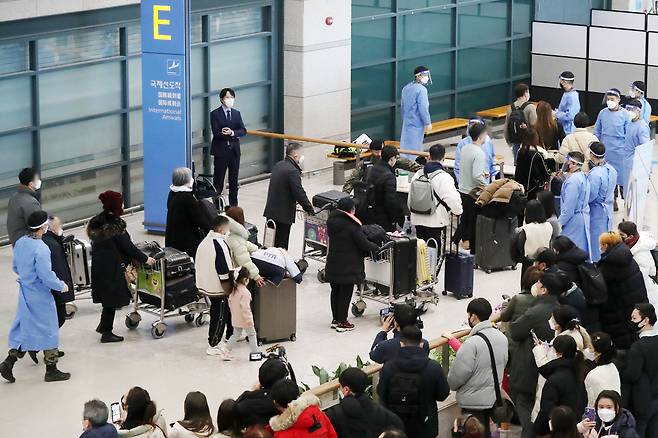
[443,218,474,299]
[475,215,517,273]
[139,274,199,311]
[312,190,350,211]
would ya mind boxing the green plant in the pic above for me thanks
[300,355,371,393]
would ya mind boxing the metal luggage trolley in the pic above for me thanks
[63,235,93,319]
[124,251,210,339]
[350,233,443,318]
[301,204,333,282]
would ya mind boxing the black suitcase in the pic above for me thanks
[138,274,199,311]
[474,215,517,273]
[368,236,417,296]
[443,217,474,299]
[312,190,350,211]
[245,221,259,245]
[163,247,194,278]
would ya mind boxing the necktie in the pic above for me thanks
[227,110,231,121]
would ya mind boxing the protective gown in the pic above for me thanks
[400,81,431,158]
[594,108,631,189]
[587,162,617,262]
[559,171,591,258]
[556,89,580,134]
[622,118,651,196]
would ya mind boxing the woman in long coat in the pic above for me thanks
[87,191,153,343]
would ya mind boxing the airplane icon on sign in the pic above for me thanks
[167,59,181,76]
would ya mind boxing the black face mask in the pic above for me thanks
[588,160,597,169]
[630,319,644,333]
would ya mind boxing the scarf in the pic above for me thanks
[338,209,362,226]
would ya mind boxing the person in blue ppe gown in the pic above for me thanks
[623,99,651,195]
[400,66,432,159]
[0,210,71,384]
[555,71,581,134]
[587,142,617,262]
[629,80,652,124]
[594,88,631,210]
[559,152,591,258]
[454,119,497,183]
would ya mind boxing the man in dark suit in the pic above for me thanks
[210,88,246,206]
[263,142,315,249]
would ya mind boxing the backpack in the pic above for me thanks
[507,101,531,144]
[576,262,608,305]
[408,170,451,215]
[386,367,426,420]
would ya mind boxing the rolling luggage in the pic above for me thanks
[443,218,474,299]
[66,238,91,289]
[312,190,350,210]
[252,279,297,344]
[416,238,432,285]
[245,221,259,245]
[390,236,417,295]
[474,215,517,273]
[138,273,199,311]
[163,247,194,278]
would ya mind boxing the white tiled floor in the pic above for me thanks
[0,135,652,437]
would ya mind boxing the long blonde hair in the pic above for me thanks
[535,101,557,147]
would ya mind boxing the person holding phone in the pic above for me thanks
[210,88,247,207]
[578,390,639,438]
[81,399,119,438]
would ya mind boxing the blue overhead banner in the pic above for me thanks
[141,0,191,232]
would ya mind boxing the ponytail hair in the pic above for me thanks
[553,335,586,383]
[229,266,250,291]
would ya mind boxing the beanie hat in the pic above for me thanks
[589,141,606,158]
[27,210,49,229]
[99,190,124,216]
[337,197,355,212]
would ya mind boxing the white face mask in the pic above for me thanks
[606,100,618,110]
[598,408,616,423]
[223,98,235,109]
[548,317,557,331]
[583,348,597,362]
[56,228,64,237]
[531,283,542,297]
[420,76,429,85]
[628,90,637,99]
[33,179,42,191]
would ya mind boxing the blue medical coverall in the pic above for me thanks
[8,236,66,352]
[454,136,497,182]
[400,82,431,158]
[556,89,580,134]
[594,108,631,189]
[641,97,653,124]
[587,163,617,262]
[559,171,591,258]
[622,118,651,196]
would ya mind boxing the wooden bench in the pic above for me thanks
[649,115,658,138]
[476,104,511,121]
[326,151,371,185]
[425,118,469,139]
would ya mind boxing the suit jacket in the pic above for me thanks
[263,157,314,224]
[210,106,246,157]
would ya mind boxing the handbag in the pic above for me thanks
[475,332,515,424]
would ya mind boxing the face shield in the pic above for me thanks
[558,74,574,90]
[625,103,642,120]
[603,89,621,108]
[416,70,432,86]
[628,83,644,99]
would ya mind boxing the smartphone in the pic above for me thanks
[530,329,540,344]
[249,352,263,362]
[584,407,596,422]
[110,402,121,424]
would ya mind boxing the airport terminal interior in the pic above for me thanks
[3,0,658,437]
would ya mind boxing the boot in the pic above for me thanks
[44,364,71,382]
[0,356,17,383]
[95,323,103,334]
[101,332,124,343]
[28,351,39,364]
[58,351,65,357]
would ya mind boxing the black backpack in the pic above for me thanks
[507,101,531,143]
[386,367,426,421]
[576,262,608,305]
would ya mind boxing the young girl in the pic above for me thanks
[224,267,259,360]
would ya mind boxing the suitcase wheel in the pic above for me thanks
[317,268,326,283]
[512,265,517,270]
[290,333,296,342]
[194,314,206,328]
[65,303,77,319]
[442,290,447,296]
[125,312,141,329]
[485,268,492,274]
[185,313,195,324]
[151,322,167,339]
[351,300,366,317]
[257,338,263,347]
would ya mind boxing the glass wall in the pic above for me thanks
[0,0,279,238]
[351,0,534,139]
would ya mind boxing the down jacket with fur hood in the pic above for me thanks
[222,214,260,280]
[475,178,525,207]
[268,394,337,438]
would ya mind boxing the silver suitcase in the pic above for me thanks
[66,238,92,289]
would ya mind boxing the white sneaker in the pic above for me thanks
[218,343,234,361]
[206,345,223,356]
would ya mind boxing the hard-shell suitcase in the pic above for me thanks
[312,190,350,210]
[245,221,259,245]
[138,273,199,311]
[474,215,517,273]
[416,238,432,286]
[67,238,91,289]
[443,217,474,299]
[366,236,417,295]
[252,279,297,344]
[163,247,194,278]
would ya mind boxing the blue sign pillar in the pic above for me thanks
[141,0,191,232]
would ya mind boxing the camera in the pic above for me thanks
[379,304,424,329]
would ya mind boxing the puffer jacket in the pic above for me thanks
[598,242,648,349]
[119,411,168,438]
[268,394,337,438]
[325,393,403,438]
[556,245,589,284]
[582,408,639,438]
[557,128,599,167]
[222,214,260,279]
[475,178,524,207]
[628,233,658,308]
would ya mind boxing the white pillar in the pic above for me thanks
[283,0,352,171]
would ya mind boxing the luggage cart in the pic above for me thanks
[301,204,332,283]
[63,235,93,318]
[351,236,441,317]
[124,251,210,339]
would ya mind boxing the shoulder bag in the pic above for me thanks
[475,332,515,424]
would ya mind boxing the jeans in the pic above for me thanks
[226,327,259,353]
[330,283,354,323]
[208,297,233,347]
[512,143,520,165]
[463,408,493,438]
[98,307,116,333]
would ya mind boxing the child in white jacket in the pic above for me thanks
[224,267,259,360]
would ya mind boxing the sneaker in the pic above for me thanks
[206,345,224,356]
[220,348,234,361]
[330,320,338,329]
[335,322,355,332]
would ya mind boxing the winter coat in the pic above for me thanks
[378,346,451,438]
[119,411,168,438]
[558,128,598,166]
[508,295,559,396]
[195,231,233,297]
[556,245,589,285]
[447,321,509,410]
[228,283,254,329]
[223,214,260,280]
[475,178,525,207]
[263,157,314,225]
[325,393,403,438]
[622,331,658,421]
[628,233,658,308]
[533,357,586,436]
[585,362,621,407]
[165,189,211,258]
[409,161,463,229]
[6,185,40,245]
[598,242,648,349]
[236,388,279,428]
[325,209,379,285]
[268,394,337,438]
[514,147,550,199]
[369,330,430,364]
[169,422,215,438]
[80,423,119,438]
[582,408,639,438]
[499,290,536,351]
[42,230,75,303]
[365,161,404,231]
[87,212,148,308]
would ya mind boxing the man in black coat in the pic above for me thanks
[327,367,403,438]
[210,87,247,206]
[41,216,74,328]
[370,303,430,364]
[236,357,289,428]
[623,303,658,438]
[364,146,404,231]
[378,326,450,438]
[263,142,315,249]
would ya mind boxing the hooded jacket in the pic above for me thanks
[584,408,639,438]
[325,393,403,438]
[223,214,260,280]
[475,178,525,207]
[598,242,648,349]
[268,394,337,438]
[627,233,658,308]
